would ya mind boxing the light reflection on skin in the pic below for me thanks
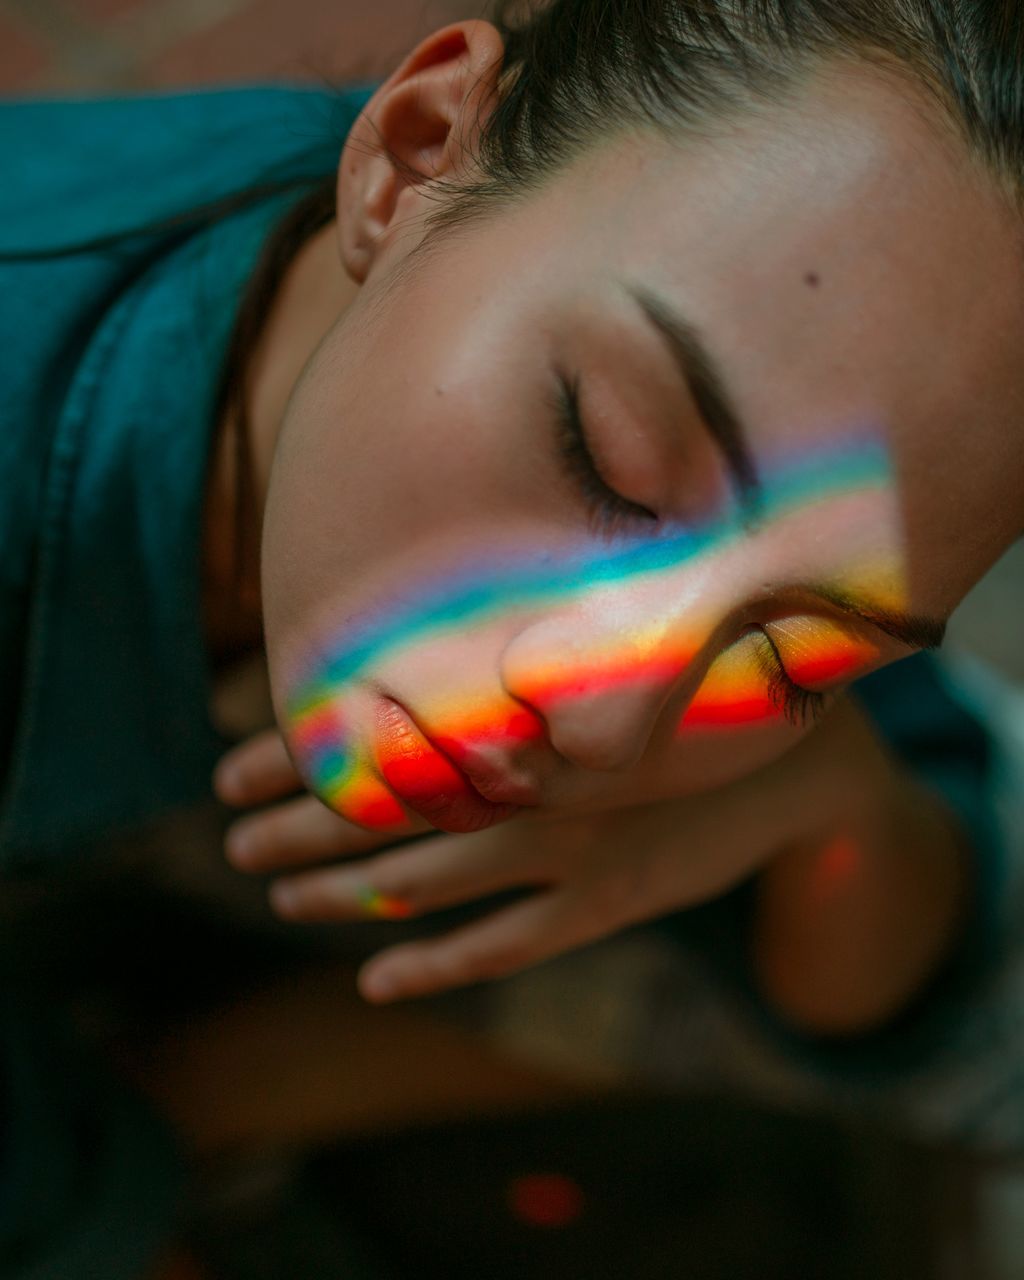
[286,433,899,831]
[809,832,864,908]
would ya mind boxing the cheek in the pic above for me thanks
[285,698,409,831]
[677,633,782,730]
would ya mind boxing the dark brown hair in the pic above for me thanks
[419,0,1024,245]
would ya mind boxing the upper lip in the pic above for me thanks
[382,692,544,810]
[453,753,543,808]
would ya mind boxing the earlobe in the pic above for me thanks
[335,20,505,283]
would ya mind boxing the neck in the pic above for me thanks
[202,217,360,663]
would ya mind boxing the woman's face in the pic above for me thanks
[262,61,1024,835]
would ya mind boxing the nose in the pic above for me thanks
[499,586,717,773]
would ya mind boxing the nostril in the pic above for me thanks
[501,672,671,773]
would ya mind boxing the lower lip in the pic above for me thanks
[374,696,521,833]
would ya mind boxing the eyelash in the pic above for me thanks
[549,379,826,726]
[553,374,659,536]
[754,631,829,727]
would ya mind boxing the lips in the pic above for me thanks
[434,743,544,808]
[374,695,523,833]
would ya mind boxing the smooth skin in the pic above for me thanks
[205,20,1023,1032]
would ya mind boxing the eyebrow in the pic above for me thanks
[619,283,948,653]
[622,282,764,521]
[801,582,948,651]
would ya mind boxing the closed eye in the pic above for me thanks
[754,630,829,727]
[550,372,659,538]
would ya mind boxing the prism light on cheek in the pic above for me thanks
[679,636,785,728]
[495,635,698,716]
[679,616,885,729]
[285,522,717,826]
[287,696,408,831]
[284,432,901,825]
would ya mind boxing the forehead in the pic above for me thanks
[557,59,1013,267]
[485,60,1024,612]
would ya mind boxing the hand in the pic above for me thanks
[214,727,434,869]
[213,699,908,1006]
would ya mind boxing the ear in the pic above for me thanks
[336,21,506,283]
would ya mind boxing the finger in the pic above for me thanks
[268,823,545,923]
[354,887,598,1002]
[213,729,302,808]
[226,793,429,873]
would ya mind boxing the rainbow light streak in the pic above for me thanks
[778,616,880,688]
[683,616,883,729]
[680,637,782,727]
[288,701,407,828]
[287,437,896,822]
[357,887,414,920]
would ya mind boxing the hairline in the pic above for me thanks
[383,38,1018,290]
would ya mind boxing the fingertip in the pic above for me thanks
[268,879,302,918]
[224,824,259,871]
[213,758,246,805]
[358,965,401,1004]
